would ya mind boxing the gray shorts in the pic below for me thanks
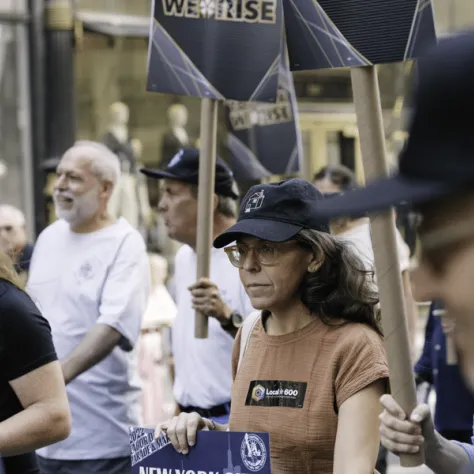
[37,456,131,474]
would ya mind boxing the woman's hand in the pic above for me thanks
[155,412,212,455]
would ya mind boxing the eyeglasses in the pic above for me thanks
[223,240,299,269]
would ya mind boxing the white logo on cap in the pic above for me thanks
[245,190,265,213]
[168,150,184,168]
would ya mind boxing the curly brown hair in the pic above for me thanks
[294,229,382,336]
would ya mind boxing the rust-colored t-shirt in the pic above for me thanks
[229,314,389,474]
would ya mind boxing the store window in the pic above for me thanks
[0,0,33,236]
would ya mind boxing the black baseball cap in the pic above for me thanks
[315,31,474,219]
[213,178,330,248]
[140,148,239,199]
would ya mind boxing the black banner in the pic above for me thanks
[147,0,284,102]
[284,0,437,70]
[225,45,302,179]
[245,380,307,408]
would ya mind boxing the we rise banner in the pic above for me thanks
[130,427,272,474]
[225,43,302,178]
[147,0,284,102]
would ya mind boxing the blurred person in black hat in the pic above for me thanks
[156,178,389,474]
[315,31,474,474]
[141,148,254,425]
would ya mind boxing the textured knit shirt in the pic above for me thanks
[229,314,389,474]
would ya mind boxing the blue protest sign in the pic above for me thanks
[225,43,302,178]
[130,427,272,474]
[284,0,437,70]
[147,0,284,102]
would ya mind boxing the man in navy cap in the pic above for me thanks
[316,31,474,473]
[141,148,254,424]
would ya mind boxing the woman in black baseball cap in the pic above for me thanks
[157,178,389,474]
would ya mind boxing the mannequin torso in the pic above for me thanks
[171,126,189,146]
[102,102,151,232]
[103,127,136,174]
[160,104,191,168]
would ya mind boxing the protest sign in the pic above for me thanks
[225,44,302,178]
[147,0,284,102]
[286,0,435,467]
[284,0,436,70]
[281,0,436,466]
[146,0,287,337]
[130,427,271,474]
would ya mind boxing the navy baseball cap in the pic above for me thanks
[213,178,330,248]
[140,148,239,199]
[315,31,474,219]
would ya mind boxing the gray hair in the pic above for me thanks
[69,140,121,186]
[0,205,25,226]
[216,195,238,218]
[189,184,238,218]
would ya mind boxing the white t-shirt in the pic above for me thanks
[170,245,254,409]
[27,218,150,460]
[338,220,410,272]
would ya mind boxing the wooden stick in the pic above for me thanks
[350,66,424,467]
[194,98,218,339]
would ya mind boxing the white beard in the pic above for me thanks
[54,187,100,225]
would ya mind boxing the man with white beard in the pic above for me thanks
[26,141,150,474]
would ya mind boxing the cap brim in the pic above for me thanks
[140,168,187,181]
[213,218,303,248]
[316,174,457,219]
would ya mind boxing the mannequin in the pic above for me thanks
[131,138,152,231]
[102,102,136,173]
[103,102,151,232]
[160,103,190,168]
[137,253,177,425]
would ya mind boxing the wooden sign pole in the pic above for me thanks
[194,98,218,339]
[350,66,424,467]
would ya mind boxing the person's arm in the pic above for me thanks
[431,434,473,474]
[0,361,71,456]
[0,287,71,455]
[379,395,470,474]
[61,324,122,384]
[61,233,150,384]
[189,278,239,338]
[333,380,385,474]
[332,326,389,472]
